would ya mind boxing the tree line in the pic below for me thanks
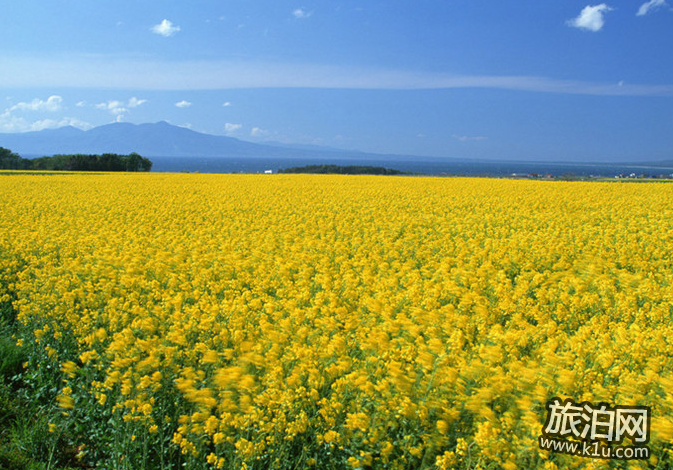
[0,147,152,172]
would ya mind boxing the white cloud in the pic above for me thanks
[0,95,90,134]
[0,114,92,133]
[94,97,147,118]
[250,127,269,138]
[4,55,673,97]
[637,0,670,15]
[567,4,613,32]
[222,101,232,107]
[0,95,91,133]
[76,101,87,107]
[292,8,312,19]
[32,117,93,131]
[151,19,181,37]
[175,100,192,108]
[128,97,147,108]
[224,123,242,134]
[452,134,488,142]
[95,100,126,115]
[9,95,63,113]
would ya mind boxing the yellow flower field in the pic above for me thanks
[1,172,672,469]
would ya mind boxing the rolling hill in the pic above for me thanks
[0,121,370,160]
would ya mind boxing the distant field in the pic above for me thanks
[1,173,672,469]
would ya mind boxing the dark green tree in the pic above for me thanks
[123,152,143,172]
[0,150,152,172]
[0,147,23,170]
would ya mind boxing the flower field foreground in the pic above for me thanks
[1,172,672,469]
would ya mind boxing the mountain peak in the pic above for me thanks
[0,121,445,165]
[0,121,361,159]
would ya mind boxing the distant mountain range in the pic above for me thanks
[0,121,389,161]
[1,122,671,169]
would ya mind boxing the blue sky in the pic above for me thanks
[1,1,672,162]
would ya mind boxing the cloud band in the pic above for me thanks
[2,55,673,97]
